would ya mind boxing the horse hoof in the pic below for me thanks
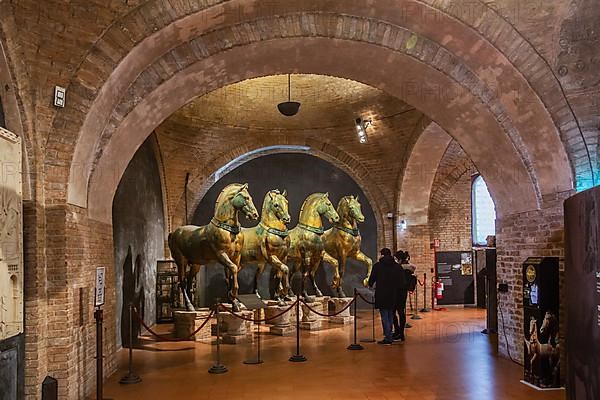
[315,291,323,298]
[284,295,292,302]
[232,300,241,313]
[277,298,286,307]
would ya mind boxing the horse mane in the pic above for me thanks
[299,193,325,216]
[214,183,245,214]
[337,196,352,217]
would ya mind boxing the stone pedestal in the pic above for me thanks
[300,301,322,330]
[220,310,253,344]
[264,305,294,336]
[329,297,353,325]
[173,309,212,342]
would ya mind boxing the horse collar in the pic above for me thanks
[335,224,360,237]
[259,222,289,238]
[298,222,324,235]
[211,218,241,234]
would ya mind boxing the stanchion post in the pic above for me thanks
[243,315,263,365]
[209,300,228,374]
[420,273,430,312]
[411,287,422,320]
[94,307,103,399]
[119,302,142,384]
[360,291,376,343]
[289,299,307,362]
[348,289,364,350]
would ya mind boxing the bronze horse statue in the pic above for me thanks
[168,183,259,311]
[241,189,292,305]
[323,195,372,297]
[288,193,339,299]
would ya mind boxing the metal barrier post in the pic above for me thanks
[209,300,228,374]
[289,299,307,362]
[347,289,364,350]
[119,302,142,384]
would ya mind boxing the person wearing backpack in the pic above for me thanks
[393,250,417,342]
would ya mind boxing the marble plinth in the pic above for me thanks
[219,310,253,344]
[329,298,353,325]
[264,305,294,336]
[173,309,212,342]
[300,302,322,330]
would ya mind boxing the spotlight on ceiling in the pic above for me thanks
[355,117,372,144]
[278,74,301,117]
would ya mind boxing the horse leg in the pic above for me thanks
[301,257,311,299]
[254,263,264,299]
[270,255,290,305]
[217,251,241,312]
[175,255,195,311]
[323,251,341,295]
[336,254,347,298]
[355,251,373,288]
[310,260,323,298]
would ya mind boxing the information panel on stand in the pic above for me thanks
[435,251,475,305]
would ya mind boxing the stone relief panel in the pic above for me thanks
[0,127,22,341]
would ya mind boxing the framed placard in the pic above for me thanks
[94,267,106,307]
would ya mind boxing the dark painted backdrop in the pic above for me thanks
[565,187,600,399]
[112,137,165,347]
[192,153,377,307]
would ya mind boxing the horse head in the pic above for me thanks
[340,195,365,224]
[265,189,291,224]
[540,311,557,336]
[230,183,259,220]
[317,193,340,224]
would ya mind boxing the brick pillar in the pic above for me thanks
[495,191,571,365]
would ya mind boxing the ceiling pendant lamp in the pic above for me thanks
[277,74,301,117]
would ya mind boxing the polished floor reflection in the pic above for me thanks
[101,308,565,400]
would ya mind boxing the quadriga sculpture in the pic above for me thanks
[323,196,372,297]
[240,189,292,305]
[168,183,259,311]
[288,193,339,299]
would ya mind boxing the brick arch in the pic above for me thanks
[169,140,389,248]
[0,41,31,200]
[54,8,575,222]
[397,122,453,226]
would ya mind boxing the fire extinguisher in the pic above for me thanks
[436,281,444,299]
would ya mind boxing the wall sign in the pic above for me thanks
[95,267,106,307]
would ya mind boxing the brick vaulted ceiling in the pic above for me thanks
[154,74,426,228]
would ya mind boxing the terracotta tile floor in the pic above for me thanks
[101,308,565,400]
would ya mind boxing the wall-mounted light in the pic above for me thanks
[355,117,372,144]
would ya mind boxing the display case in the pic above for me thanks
[156,260,180,323]
[522,256,560,388]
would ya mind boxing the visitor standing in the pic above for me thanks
[393,250,417,342]
[368,248,403,345]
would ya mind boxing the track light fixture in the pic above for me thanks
[355,117,372,144]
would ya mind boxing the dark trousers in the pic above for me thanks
[379,309,394,342]
[393,290,408,339]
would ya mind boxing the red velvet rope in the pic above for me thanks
[357,292,375,305]
[299,296,356,317]
[133,307,214,342]
[217,299,299,323]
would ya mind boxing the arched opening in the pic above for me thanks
[472,175,497,247]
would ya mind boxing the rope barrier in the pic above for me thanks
[299,296,356,317]
[357,292,375,305]
[133,307,214,342]
[217,299,299,323]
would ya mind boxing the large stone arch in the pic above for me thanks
[169,140,389,249]
[49,1,581,221]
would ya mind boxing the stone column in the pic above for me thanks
[264,305,294,336]
[173,309,212,342]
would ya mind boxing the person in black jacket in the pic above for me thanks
[393,250,415,342]
[368,248,404,345]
